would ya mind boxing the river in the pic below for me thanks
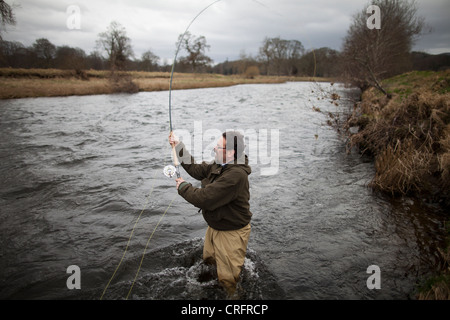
[0,81,446,300]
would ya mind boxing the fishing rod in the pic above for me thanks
[164,0,222,179]
[100,2,223,300]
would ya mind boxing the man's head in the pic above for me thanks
[214,130,245,164]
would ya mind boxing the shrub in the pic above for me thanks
[244,66,260,79]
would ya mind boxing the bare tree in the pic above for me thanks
[258,37,304,76]
[96,21,134,71]
[177,31,212,72]
[141,50,159,72]
[32,38,56,68]
[271,37,289,76]
[286,40,305,75]
[258,37,273,75]
[341,0,425,95]
[96,21,138,92]
[0,0,15,41]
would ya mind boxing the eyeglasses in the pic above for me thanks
[214,146,226,151]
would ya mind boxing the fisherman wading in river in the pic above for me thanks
[169,130,252,297]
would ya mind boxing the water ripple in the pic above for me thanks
[0,83,446,300]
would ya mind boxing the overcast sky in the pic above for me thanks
[3,0,450,64]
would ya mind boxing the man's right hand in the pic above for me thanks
[169,132,179,147]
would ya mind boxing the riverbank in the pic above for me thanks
[340,70,450,299]
[345,70,450,206]
[0,68,332,99]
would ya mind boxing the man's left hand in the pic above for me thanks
[176,177,185,190]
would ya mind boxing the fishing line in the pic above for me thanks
[168,0,222,133]
[166,0,221,179]
[251,0,283,17]
[103,0,318,300]
[168,0,316,135]
[124,4,221,299]
[102,1,222,300]
[250,0,317,78]
[126,193,177,300]
[100,172,156,300]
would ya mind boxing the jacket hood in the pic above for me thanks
[228,154,251,175]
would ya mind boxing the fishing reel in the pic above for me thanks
[163,165,180,179]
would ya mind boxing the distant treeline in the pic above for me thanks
[0,37,449,77]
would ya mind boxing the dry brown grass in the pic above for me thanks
[345,71,450,203]
[0,68,331,99]
[438,124,450,188]
[418,279,450,300]
[371,139,435,195]
[0,78,113,98]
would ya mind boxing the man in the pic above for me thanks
[169,130,252,297]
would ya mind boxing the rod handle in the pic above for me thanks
[172,144,180,167]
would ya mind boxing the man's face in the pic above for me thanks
[214,136,232,164]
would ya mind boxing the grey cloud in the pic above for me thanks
[3,0,448,64]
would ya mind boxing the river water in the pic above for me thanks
[0,82,446,300]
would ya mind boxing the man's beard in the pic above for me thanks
[215,152,225,164]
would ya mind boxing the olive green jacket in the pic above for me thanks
[175,142,252,231]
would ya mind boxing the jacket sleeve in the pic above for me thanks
[178,170,243,211]
[175,142,210,181]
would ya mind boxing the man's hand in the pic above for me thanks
[169,132,179,147]
[176,177,185,190]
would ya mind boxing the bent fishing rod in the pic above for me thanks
[164,0,221,180]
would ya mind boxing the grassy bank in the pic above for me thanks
[0,68,331,99]
[345,70,450,204]
[342,70,450,299]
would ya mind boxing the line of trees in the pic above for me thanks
[1,0,449,88]
[212,46,342,78]
[0,26,345,78]
[0,22,163,72]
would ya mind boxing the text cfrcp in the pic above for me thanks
[226,304,268,315]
